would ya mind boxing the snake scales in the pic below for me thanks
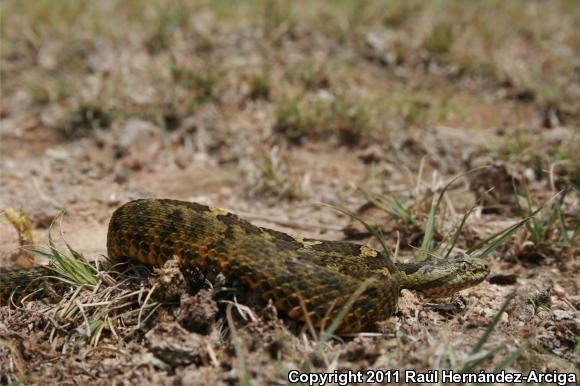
[1,199,489,332]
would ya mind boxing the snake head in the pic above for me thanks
[399,253,490,298]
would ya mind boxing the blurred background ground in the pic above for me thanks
[0,1,578,384]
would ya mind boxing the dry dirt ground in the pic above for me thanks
[0,1,579,385]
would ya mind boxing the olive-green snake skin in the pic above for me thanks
[0,199,489,332]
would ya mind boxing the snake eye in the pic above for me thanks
[459,261,471,271]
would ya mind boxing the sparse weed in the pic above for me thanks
[24,71,72,106]
[352,168,537,263]
[332,94,373,145]
[27,212,99,287]
[249,145,305,199]
[274,94,330,144]
[190,71,219,106]
[286,62,331,91]
[382,1,422,28]
[169,64,219,107]
[248,73,272,101]
[145,1,193,53]
[362,189,419,227]
[262,0,296,40]
[515,186,579,251]
[274,92,373,145]
[58,103,114,140]
[398,98,430,127]
[19,214,160,348]
[326,203,396,264]
[494,131,535,163]
[423,23,456,57]
[385,93,455,128]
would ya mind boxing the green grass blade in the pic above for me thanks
[24,247,55,260]
[65,242,98,285]
[492,338,531,373]
[470,292,515,355]
[460,293,515,373]
[469,208,541,259]
[309,279,371,360]
[226,305,252,386]
[418,166,488,261]
[35,209,99,286]
[418,196,438,261]
[443,205,476,259]
[366,190,417,226]
[323,203,396,271]
[461,344,504,373]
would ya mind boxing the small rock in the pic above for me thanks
[553,310,575,321]
[543,105,562,128]
[500,311,509,323]
[523,168,536,183]
[131,352,171,371]
[552,283,567,297]
[146,322,208,367]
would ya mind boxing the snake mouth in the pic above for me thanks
[427,265,489,297]
[417,274,488,298]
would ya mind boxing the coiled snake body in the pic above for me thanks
[2,199,490,332]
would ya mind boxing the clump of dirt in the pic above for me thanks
[145,322,209,367]
[178,290,219,334]
[148,258,191,303]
